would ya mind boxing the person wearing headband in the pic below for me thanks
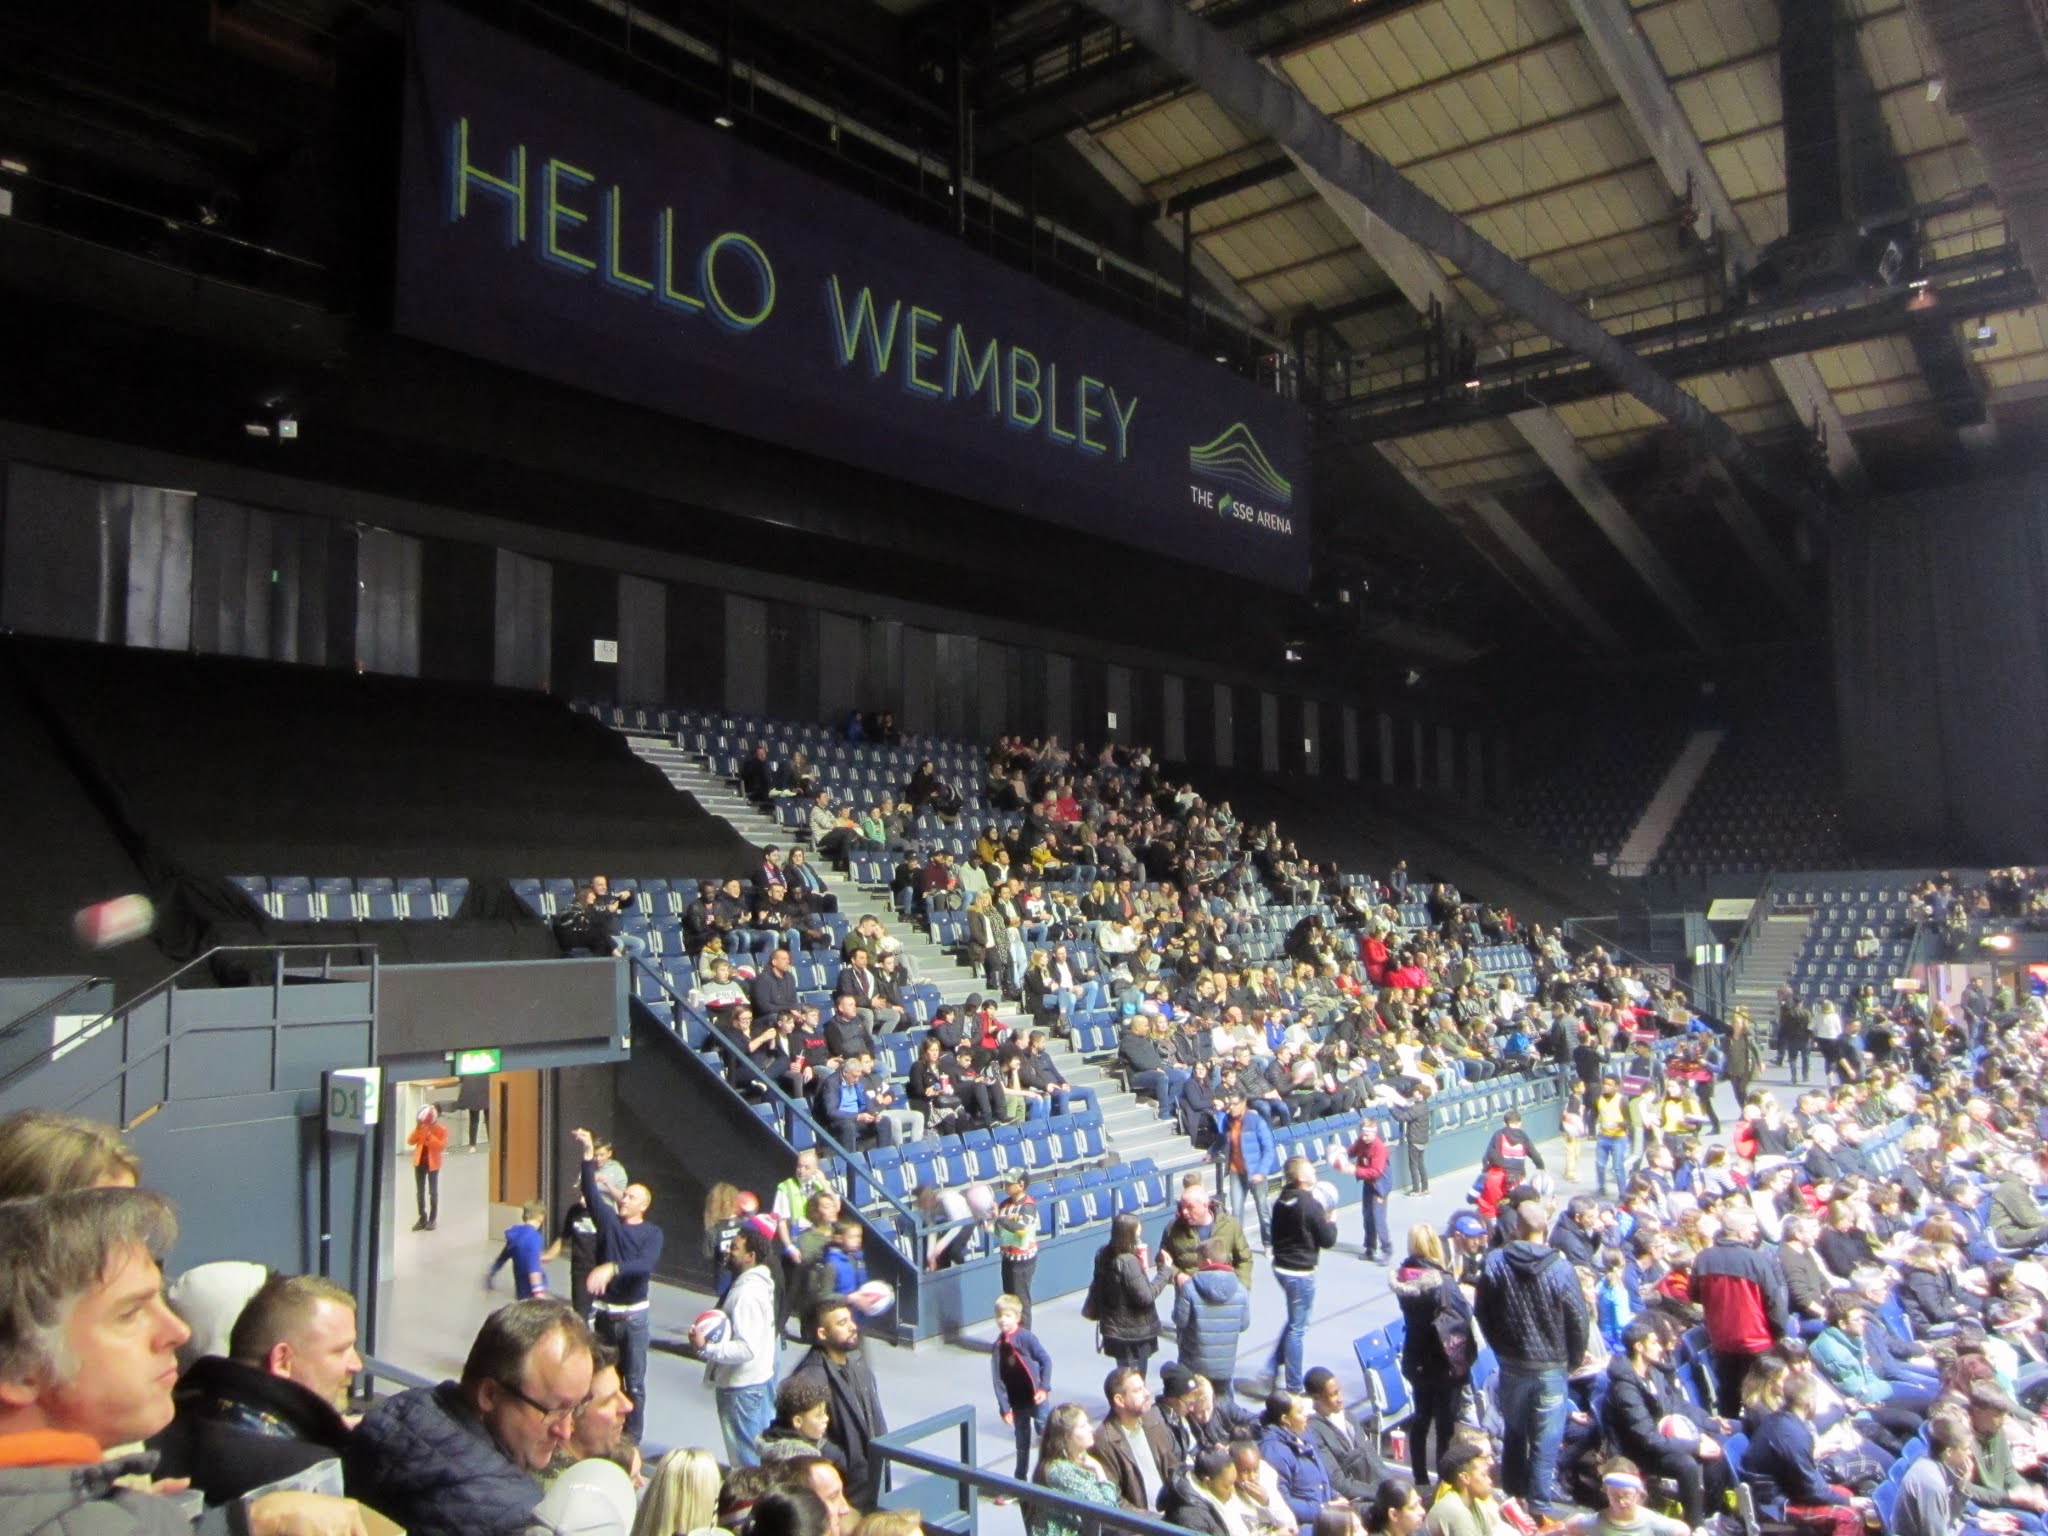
[1559,1459,1694,1536]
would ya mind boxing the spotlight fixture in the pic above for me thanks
[1982,931,2015,951]
[1464,377,1482,390]
[243,421,272,438]
[1283,645,1305,663]
[713,114,735,129]
[1214,353,1229,364]
[1907,285,1938,313]
[1927,77,1944,102]
[1971,320,1997,348]
[276,415,298,441]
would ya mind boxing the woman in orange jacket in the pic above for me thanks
[408,1104,449,1231]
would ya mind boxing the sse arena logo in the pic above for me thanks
[1187,423,1295,536]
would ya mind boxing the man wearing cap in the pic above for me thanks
[1473,1200,1586,1518]
[1446,1212,1490,1288]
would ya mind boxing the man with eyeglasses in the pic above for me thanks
[346,1297,597,1536]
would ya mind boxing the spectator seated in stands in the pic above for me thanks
[151,1273,361,1506]
[782,849,838,915]
[0,1186,367,1536]
[833,949,902,1036]
[553,881,641,959]
[346,1298,596,1536]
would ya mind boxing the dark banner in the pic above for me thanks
[395,1,1311,588]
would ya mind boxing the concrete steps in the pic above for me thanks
[623,734,1205,1176]
[1728,913,1815,1015]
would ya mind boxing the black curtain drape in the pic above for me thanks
[1832,472,2048,861]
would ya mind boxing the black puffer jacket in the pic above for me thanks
[1473,1240,1587,1369]
[1390,1255,1470,1381]
[343,1382,543,1536]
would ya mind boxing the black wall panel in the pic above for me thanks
[763,602,816,724]
[1234,685,1262,771]
[420,538,495,685]
[551,563,619,705]
[665,579,725,710]
[1183,677,1213,769]
[1069,657,1106,752]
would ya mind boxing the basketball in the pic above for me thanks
[1313,1180,1340,1211]
[963,1181,996,1217]
[734,1190,760,1216]
[72,894,156,951]
[848,1280,895,1317]
[693,1309,730,1345]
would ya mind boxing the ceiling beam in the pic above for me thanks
[1465,494,1629,651]
[1508,407,1718,650]
[1062,128,1273,326]
[1564,0,1866,498]
[1285,149,1720,648]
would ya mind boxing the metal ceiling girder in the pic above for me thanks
[1564,0,1867,497]
[1286,149,1720,649]
[1068,0,1832,535]
[1465,494,1630,651]
[1508,408,1718,650]
[1062,128,1274,325]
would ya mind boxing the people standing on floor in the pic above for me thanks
[994,1173,1042,1328]
[1388,1080,1434,1196]
[1214,1091,1280,1248]
[1265,1158,1336,1395]
[788,1294,891,1510]
[1691,1203,1790,1417]
[1592,1076,1631,1199]
[1725,1014,1760,1113]
[1473,1199,1586,1518]
[487,1201,550,1298]
[1482,1110,1545,1188]
[1391,1223,1473,1486]
[1087,1212,1173,1376]
[1781,997,1814,1085]
[1347,1117,1393,1263]
[991,1293,1053,1482]
[1172,1236,1253,1398]
[573,1125,663,1442]
[697,1221,780,1469]
[408,1103,448,1231]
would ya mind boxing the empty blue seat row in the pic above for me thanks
[231,875,467,921]
[836,1109,1108,1205]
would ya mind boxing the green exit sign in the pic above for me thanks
[453,1048,501,1076]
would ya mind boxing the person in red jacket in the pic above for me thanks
[408,1103,449,1232]
[1347,1118,1393,1262]
[1690,1204,1791,1414]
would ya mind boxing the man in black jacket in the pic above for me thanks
[1599,1320,1728,1526]
[151,1273,359,1506]
[1473,1201,1586,1517]
[787,1296,891,1510]
[1265,1158,1337,1394]
[751,946,801,1021]
[1484,1111,1546,1186]
[1302,1366,1383,1501]
[347,1298,596,1536]
[1547,1196,1605,1270]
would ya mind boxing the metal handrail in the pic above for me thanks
[628,956,933,1240]
[0,943,377,1100]
[0,973,110,1039]
[875,1405,1194,1536]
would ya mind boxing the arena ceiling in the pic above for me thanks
[4,0,2046,665]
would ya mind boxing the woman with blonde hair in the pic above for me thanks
[632,1448,723,1536]
[1390,1223,1469,1483]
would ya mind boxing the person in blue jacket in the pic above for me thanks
[1258,1390,1336,1525]
[1214,1090,1281,1247]
[990,1293,1053,1483]
[486,1201,550,1298]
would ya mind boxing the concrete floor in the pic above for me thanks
[375,1068,1792,1520]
